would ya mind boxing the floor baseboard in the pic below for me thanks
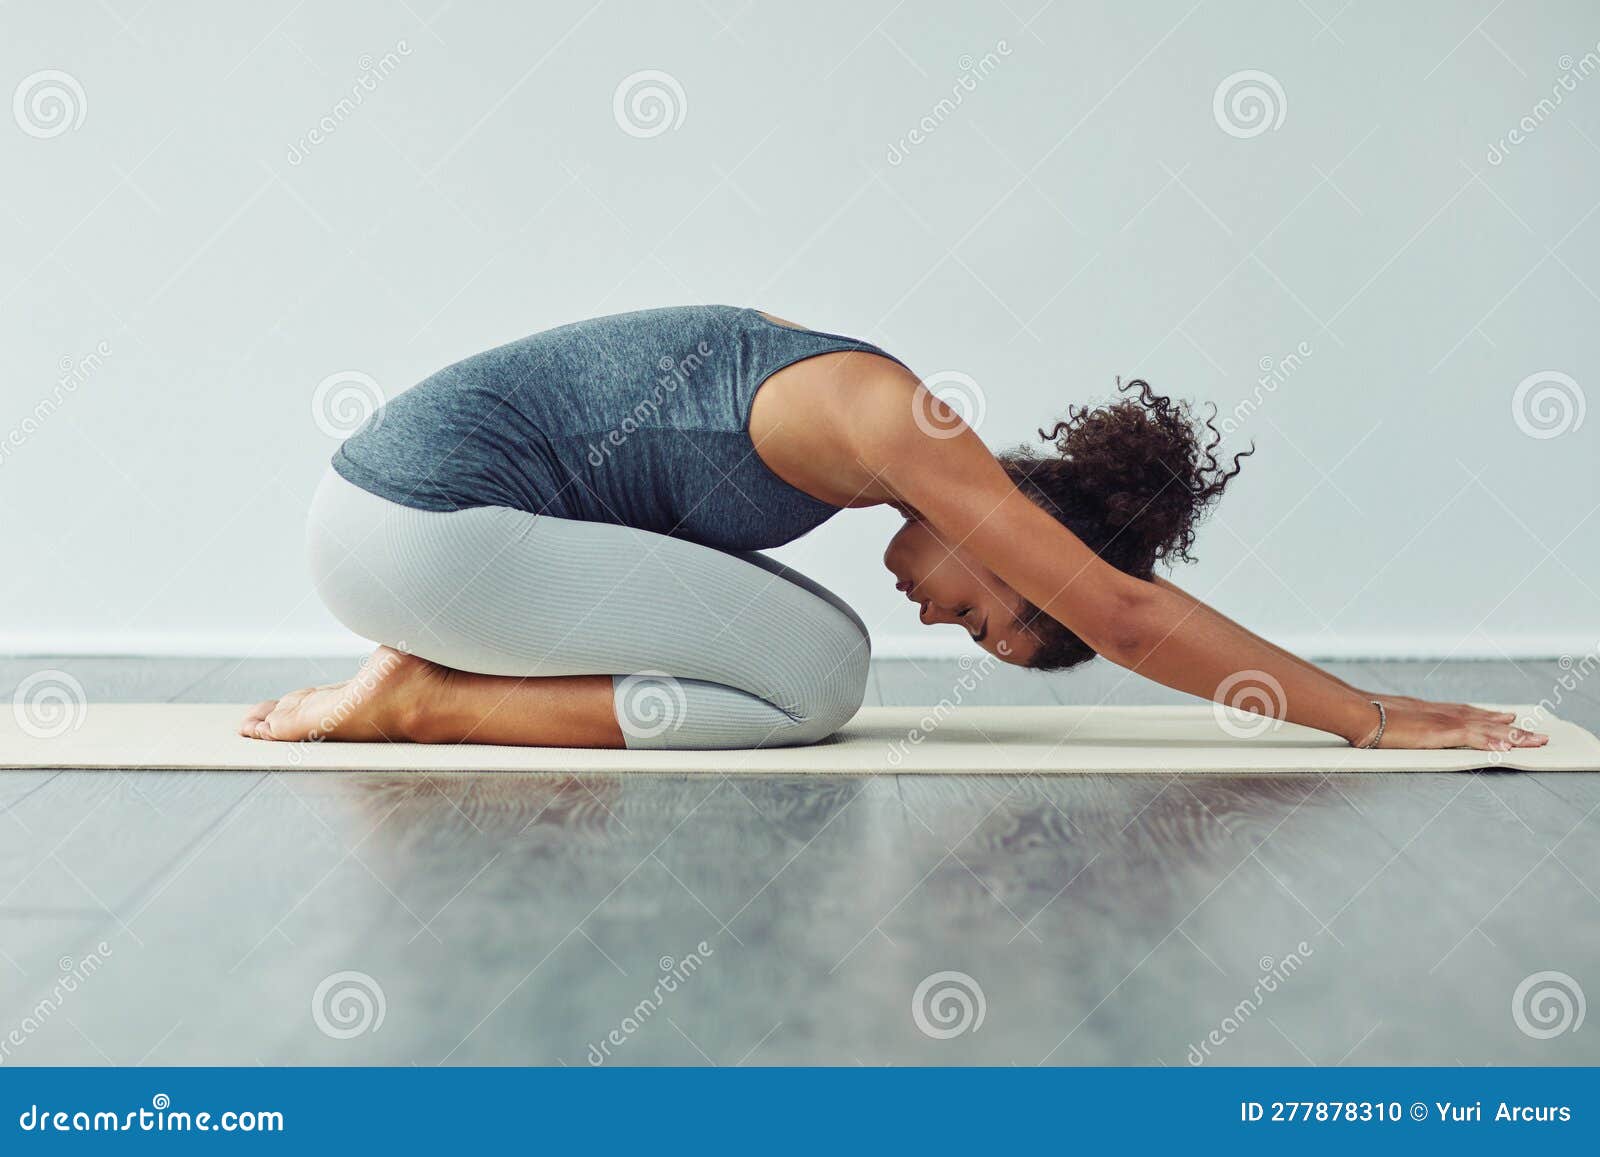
[2,631,1595,663]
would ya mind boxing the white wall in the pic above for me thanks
[2,0,1596,660]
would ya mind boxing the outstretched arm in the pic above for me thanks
[848,379,1545,752]
[1146,577,1537,748]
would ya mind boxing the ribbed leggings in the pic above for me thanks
[305,469,871,749]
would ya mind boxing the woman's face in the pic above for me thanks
[883,515,1039,666]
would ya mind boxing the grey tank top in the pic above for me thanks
[331,305,905,551]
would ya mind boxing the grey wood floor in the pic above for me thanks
[1,656,1596,1066]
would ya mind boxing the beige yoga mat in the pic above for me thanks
[1,703,1596,774]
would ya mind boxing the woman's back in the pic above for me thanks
[331,304,896,550]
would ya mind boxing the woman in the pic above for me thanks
[241,305,1546,753]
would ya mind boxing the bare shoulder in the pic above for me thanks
[839,361,987,463]
[749,356,927,507]
[752,344,918,435]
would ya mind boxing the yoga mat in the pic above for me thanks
[1,703,1596,774]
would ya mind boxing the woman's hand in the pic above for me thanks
[1355,699,1549,751]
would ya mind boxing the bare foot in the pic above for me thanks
[238,646,448,742]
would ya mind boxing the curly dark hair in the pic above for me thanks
[1002,378,1251,671]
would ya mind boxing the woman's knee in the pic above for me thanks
[782,629,871,744]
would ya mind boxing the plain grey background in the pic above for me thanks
[2,0,1596,660]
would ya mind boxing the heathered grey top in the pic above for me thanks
[331,305,904,551]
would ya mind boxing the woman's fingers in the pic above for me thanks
[1472,723,1549,751]
[238,699,276,737]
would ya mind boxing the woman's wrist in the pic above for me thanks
[1352,700,1388,748]
[1330,693,1384,747]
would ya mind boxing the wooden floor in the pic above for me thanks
[1,656,1596,1066]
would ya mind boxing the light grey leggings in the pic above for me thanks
[306,469,871,749]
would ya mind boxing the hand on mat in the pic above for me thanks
[1361,700,1547,751]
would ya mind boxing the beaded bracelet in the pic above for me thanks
[1356,700,1387,749]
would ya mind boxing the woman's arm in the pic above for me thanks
[1149,576,1491,716]
[847,378,1544,751]
[1152,575,1346,681]
[1149,576,1364,696]
[1152,576,1465,707]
